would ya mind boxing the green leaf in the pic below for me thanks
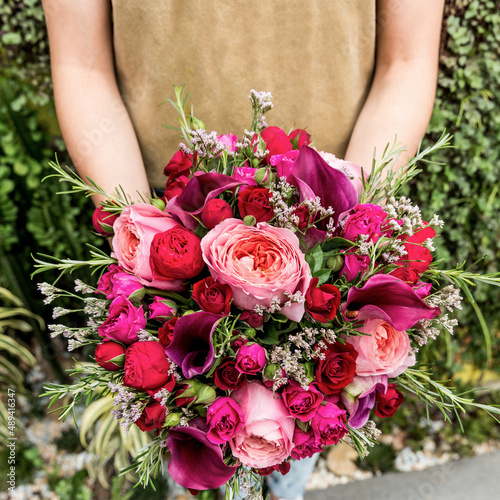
[313,268,332,285]
[305,244,323,273]
[321,237,352,252]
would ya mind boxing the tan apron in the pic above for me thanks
[111,0,376,187]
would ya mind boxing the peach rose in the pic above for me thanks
[229,381,295,468]
[112,204,184,290]
[349,319,415,378]
[200,218,311,322]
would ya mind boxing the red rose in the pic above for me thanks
[150,226,205,281]
[192,277,232,316]
[158,316,178,347]
[305,277,341,323]
[123,341,172,390]
[293,205,313,230]
[288,129,311,150]
[214,359,246,391]
[175,384,197,407]
[392,225,436,285]
[256,461,291,476]
[163,175,190,201]
[92,206,118,236]
[136,400,166,433]
[375,383,404,418]
[315,341,358,395]
[260,126,293,164]
[238,185,273,223]
[239,310,265,328]
[95,342,125,371]
[145,377,177,398]
[201,198,234,229]
[163,150,193,179]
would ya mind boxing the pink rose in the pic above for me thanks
[235,344,267,375]
[218,133,238,152]
[311,402,347,446]
[233,165,258,189]
[206,397,245,444]
[281,381,324,422]
[111,203,184,290]
[149,296,177,320]
[201,218,311,322]
[350,318,415,377]
[270,150,299,181]
[342,204,389,243]
[229,381,295,468]
[340,251,371,282]
[97,264,143,300]
[98,296,146,344]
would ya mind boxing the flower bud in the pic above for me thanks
[254,167,269,185]
[95,342,126,371]
[264,363,280,380]
[164,412,181,428]
[201,198,233,229]
[191,117,206,130]
[196,385,216,405]
[150,198,166,211]
[327,255,344,271]
[243,215,257,226]
[92,206,118,236]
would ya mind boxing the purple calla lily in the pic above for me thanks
[166,172,241,230]
[290,146,358,229]
[164,311,222,378]
[167,417,237,490]
[341,375,388,429]
[343,274,440,331]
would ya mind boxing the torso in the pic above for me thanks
[112,0,376,187]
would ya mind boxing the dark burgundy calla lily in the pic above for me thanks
[164,311,222,378]
[166,172,241,230]
[166,417,237,490]
[290,146,358,229]
[343,274,440,331]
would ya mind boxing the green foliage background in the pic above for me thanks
[0,0,498,378]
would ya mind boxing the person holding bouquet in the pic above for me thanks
[41,1,445,499]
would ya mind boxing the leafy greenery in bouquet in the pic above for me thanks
[34,87,500,498]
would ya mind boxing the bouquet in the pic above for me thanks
[36,88,500,498]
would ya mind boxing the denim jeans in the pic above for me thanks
[266,454,319,499]
[220,454,319,500]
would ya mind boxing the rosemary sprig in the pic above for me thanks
[31,244,116,279]
[397,368,500,431]
[360,130,453,205]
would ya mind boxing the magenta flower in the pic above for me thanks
[97,264,143,300]
[290,146,358,230]
[310,401,348,446]
[235,344,267,375]
[97,296,145,344]
[164,311,222,378]
[343,274,440,331]
[166,417,237,490]
[206,397,245,444]
[166,172,241,231]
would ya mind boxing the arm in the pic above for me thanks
[345,0,445,192]
[42,0,151,205]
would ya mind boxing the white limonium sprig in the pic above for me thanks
[249,89,273,132]
[74,279,96,294]
[424,285,463,311]
[189,129,226,159]
[137,329,159,342]
[108,382,146,432]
